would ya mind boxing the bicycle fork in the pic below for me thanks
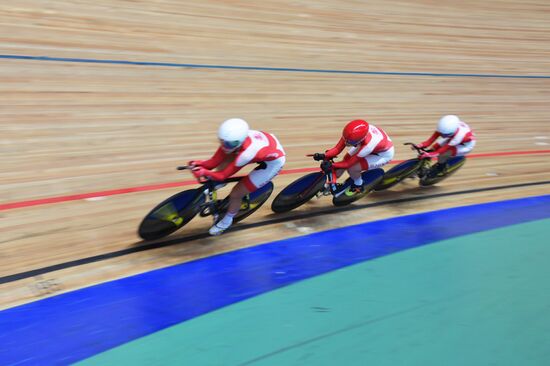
[327,168,338,193]
[316,168,338,197]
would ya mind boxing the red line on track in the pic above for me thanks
[2,149,550,211]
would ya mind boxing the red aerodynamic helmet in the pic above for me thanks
[343,119,369,146]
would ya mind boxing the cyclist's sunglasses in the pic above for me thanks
[345,138,362,147]
[220,139,241,150]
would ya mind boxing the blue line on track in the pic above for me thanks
[1,195,550,365]
[2,54,550,79]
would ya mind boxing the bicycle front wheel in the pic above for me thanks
[138,188,205,240]
[420,156,466,186]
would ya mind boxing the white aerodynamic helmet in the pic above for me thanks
[218,118,249,152]
[437,115,460,136]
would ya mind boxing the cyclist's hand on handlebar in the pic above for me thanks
[191,167,202,178]
[191,167,210,180]
[419,151,438,160]
[312,153,326,161]
[405,142,429,152]
[188,160,205,168]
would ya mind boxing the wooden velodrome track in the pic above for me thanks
[1,0,549,310]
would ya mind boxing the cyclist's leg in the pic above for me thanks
[335,148,395,195]
[455,140,476,156]
[332,161,362,197]
[334,153,362,184]
[233,158,284,210]
[335,153,352,178]
[210,157,285,235]
[227,182,252,214]
[429,148,453,176]
[437,148,456,164]
[348,162,363,185]
[232,156,285,214]
[435,141,475,174]
[208,182,249,236]
[335,169,346,178]
[363,147,395,171]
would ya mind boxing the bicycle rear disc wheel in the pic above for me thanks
[233,182,274,223]
[420,156,466,186]
[271,172,326,213]
[138,188,205,240]
[332,168,385,206]
[374,159,422,191]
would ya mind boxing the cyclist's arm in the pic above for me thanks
[332,154,362,169]
[419,131,440,148]
[205,159,243,181]
[325,137,346,159]
[201,147,226,169]
[432,144,456,156]
[432,128,466,155]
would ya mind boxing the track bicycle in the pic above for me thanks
[138,165,274,240]
[374,143,466,191]
[271,154,384,213]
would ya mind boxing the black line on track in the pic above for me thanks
[2,180,549,285]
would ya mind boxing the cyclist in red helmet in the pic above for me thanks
[323,119,394,196]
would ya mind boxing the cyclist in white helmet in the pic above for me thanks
[415,115,476,173]
[189,118,285,235]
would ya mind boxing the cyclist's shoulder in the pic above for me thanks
[369,123,390,135]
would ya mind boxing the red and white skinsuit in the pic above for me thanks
[420,121,476,159]
[195,130,285,192]
[325,124,394,170]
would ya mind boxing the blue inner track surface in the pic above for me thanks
[2,54,550,79]
[1,195,549,365]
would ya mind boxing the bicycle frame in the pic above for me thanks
[404,142,432,174]
[177,166,244,221]
[404,142,462,182]
[300,154,341,197]
[296,163,339,200]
